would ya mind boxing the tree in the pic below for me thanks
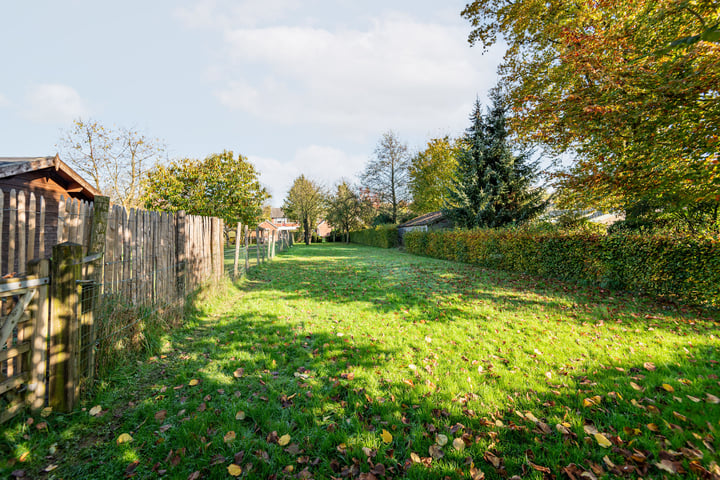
[361,131,411,224]
[142,150,269,229]
[409,137,461,214]
[444,93,546,229]
[58,118,164,209]
[283,175,326,245]
[461,0,720,231]
[326,181,369,242]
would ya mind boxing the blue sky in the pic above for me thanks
[0,1,504,202]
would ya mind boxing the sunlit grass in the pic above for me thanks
[1,243,719,479]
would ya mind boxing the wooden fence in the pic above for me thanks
[231,223,294,279]
[1,190,225,423]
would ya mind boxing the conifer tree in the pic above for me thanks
[444,92,546,228]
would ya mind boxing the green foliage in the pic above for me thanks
[283,175,326,245]
[326,181,370,241]
[462,0,720,229]
[408,136,460,214]
[142,150,268,226]
[444,93,546,228]
[405,227,720,306]
[349,224,399,248]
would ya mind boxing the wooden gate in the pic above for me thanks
[0,260,50,423]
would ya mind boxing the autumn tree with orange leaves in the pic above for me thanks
[462,0,720,232]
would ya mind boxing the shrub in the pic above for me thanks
[404,228,720,307]
[349,225,399,248]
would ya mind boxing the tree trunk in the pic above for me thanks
[303,218,310,245]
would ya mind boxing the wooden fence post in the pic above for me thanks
[27,258,50,411]
[244,226,249,273]
[85,196,109,384]
[233,222,242,279]
[176,211,186,300]
[256,227,261,265]
[271,231,276,258]
[49,242,82,413]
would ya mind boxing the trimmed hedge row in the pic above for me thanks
[404,228,720,307]
[349,225,399,249]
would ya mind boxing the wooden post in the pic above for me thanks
[233,222,242,279]
[176,211,186,301]
[243,226,249,273]
[85,196,109,384]
[27,258,50,411]
[271,231,276,259]
[256,227,261,265]
[49,242,82,412]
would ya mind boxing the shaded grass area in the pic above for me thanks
[2,244,719,479]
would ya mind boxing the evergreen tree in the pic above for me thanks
[444,92,546,228]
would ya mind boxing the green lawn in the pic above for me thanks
[2,244,719,479]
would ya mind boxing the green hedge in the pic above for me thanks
[404,228,720,307]
[349,225,399,249]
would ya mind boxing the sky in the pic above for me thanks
[0,1,505,203]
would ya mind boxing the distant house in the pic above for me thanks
[316,220,332,238]
[397,211,452,245]
[0,155,100,273]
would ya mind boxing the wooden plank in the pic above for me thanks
[0,397,25,424]
[175,211,186,300]
[56,195,66,243]
[0,190,4,276]
[0,290,37,352]
[0,372,30,396]
[17,191,26,274]
[131,209,139,303]
[0,342,30,363]
[38,195,45,259]
[27,193,36,262]
[28,259,50,411]
[8,189,16,275]
[68,198,78,245]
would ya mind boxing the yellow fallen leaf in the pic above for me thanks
[224,431,236,443]
[630,382,643,391]
[436,434,448,446]
[707,394,720,404]
[452,437,465,451]
[117,433,133,445]
[410,452,421,463]
[647,423,660,432]
[661,384,674,393]
[235,411,246,420]
[227,464,243,476]
[594,433,612,448]
[189,379,199,386]
[381,429,393,444]
[278,434,291,446]
[40,407,52,418]
[89,405,102,416]
[687,395,701,403]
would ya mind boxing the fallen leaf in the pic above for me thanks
[429,445,444,459]
[410,452,421,463]
[235,411,245,420]
[647,423,660,432]
[89,405,102,417]
[435,434,448,446]
[227,464,243,476]
[662,384,674,393]
[643,362,656,371]
[188,471,200,480]
[630,382,643,391]
[278,434,291,446]
[655,459,677,474]
[594,433,612,448]
[40,407,52,418]
[452,438,465,451]
[381,429,393,444]
[707,394,720,404]
[233,368,244,378]
[224,431,236,443]
[117,433,133,445]
[188,379,199,386]
[154,410,167,422]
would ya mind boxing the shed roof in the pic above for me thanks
[0,155,101,200]
[398,211,445,228]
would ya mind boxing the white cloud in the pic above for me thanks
[0,93,9,107]
[250,145,366,202]
[24,84,90,123]
[213,14,503,139]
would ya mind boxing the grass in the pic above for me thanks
[2,243,719,479]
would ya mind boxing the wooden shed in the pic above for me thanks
[0,155,100,275]
[397,211,452,245]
